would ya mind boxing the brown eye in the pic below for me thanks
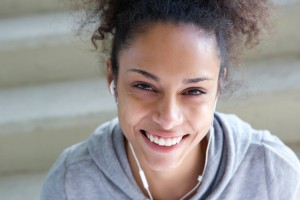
[182,88,206,96]
[134,83,156,92]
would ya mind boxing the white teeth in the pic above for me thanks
[150,135,154,142]
[159,138,165,146]
[145,133,183,146]
[165,138,172,146]
[172,138,177,144]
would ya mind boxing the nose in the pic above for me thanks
[152,95,183,130]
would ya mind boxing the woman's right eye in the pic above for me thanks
[133,83,156,92]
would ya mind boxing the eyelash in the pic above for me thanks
[133,83,206,96]
[133,83,157,92]
[181,88,206,96]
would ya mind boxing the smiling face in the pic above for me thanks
[107,22,221,172]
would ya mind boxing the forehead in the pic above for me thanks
[118,22,220,77]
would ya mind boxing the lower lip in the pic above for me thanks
[141,132,187,154]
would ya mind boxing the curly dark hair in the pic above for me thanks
[76,0,271,81]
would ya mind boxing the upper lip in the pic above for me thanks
[141,129,188,138]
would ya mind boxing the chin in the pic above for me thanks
[148,158,182,172]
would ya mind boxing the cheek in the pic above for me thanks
[185,102,214,134]
[117,90,152,137]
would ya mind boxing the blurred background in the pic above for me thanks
[0,0,299,199]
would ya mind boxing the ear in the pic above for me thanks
[106,58,114,90]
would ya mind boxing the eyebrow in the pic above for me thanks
[127,68,160,82]
[127,68,212,84]
[183,77,213,84]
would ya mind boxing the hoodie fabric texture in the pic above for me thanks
[41,113,300,200]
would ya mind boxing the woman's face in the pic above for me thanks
[109,23,220,171]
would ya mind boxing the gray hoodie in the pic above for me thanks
[41,113,300,199]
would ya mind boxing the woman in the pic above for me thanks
[41,0,300,199]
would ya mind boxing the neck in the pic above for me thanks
[127,138,208,200]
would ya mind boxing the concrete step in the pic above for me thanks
[0,171,45,200]
[244,2,300,61]
[274,0,300,5]
[0,12,104,88]
[0,78,117,173]
[1,3,300,88]
[0,58,300,174]
[0,0,70,18]
[219,58,300,142]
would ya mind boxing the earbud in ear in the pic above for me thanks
[110,80,115,95]
[110,80,118,104]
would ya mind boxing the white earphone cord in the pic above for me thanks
[129,143,202,200]
[129,143,153,200]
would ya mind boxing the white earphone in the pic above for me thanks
[110,80,115,95]
[110,80,118,103]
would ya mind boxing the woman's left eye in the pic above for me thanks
[133,83,156,92]
[182,88,205,96]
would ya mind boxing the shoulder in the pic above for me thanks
[217,113,300,167]
[40,140,92,200]
[261,131,300,173]
[64,117,119,166]
[215,112,300,169]
[261,132,300,199]
[44,117,119,174]
[214,112,254,135]
[215,112,300,198]
[41,118,119,200]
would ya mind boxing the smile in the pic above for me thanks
[145,132,183,147]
